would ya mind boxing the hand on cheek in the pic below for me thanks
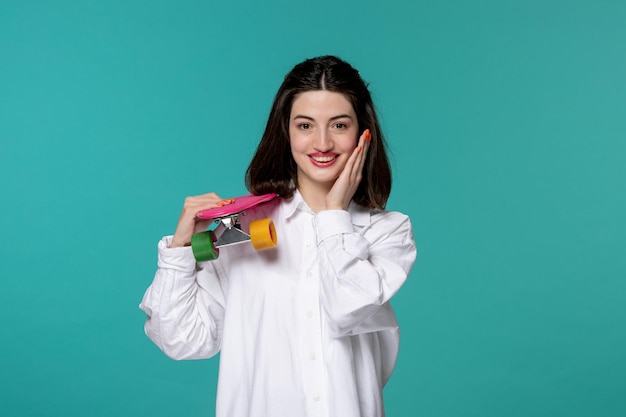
[325,129,371,211]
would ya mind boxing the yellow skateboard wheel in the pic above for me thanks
[249,218,277,250]
[191,230,219,262]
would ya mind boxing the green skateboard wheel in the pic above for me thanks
[191,231,219,262]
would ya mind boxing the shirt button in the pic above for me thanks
[305,240,312,247]
[306,271,312,278]
[310,352,317,360]
[313,394,321,402]
[306,311,313,318]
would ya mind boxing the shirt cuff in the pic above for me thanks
[157,236,197,272]
[314,210,355,244]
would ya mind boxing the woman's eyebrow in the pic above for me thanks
[292,114,353,121]
[329,114,353,121]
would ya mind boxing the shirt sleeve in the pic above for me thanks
[139,236,228,360]
[314,209,417,338]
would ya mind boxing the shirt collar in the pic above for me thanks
[282,189,371,226]
[282,189,312,219]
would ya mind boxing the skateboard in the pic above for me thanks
[191,193,279,262]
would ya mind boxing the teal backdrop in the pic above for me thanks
[1,0,624,416]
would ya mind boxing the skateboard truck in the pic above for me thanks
[213,214,252,248]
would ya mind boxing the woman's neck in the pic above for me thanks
[297,179,333,213]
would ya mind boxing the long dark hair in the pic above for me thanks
[245,55,392,209]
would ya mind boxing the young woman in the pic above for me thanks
[140,55,417,417]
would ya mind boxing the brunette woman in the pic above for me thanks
[140,55,417,417]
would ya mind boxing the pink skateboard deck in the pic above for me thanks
[197,193,279,219]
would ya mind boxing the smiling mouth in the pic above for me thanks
[310,155,337,163]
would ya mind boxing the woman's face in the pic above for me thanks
[289,90,359,192]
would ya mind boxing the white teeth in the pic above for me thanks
[312,156,335,163]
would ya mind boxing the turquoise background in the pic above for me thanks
[1,0,624,416]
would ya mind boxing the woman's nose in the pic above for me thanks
[314,131,332,151]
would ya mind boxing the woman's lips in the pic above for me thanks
[309,152,338,167]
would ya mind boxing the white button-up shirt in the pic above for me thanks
[140,191,417,417]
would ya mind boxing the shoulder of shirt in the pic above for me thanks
[370,207,410,219]
[351,203,412,228]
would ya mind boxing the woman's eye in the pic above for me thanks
[334,122,347,129]
[298,123,311,130]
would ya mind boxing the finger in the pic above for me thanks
[194,218,215,234]
[184,193,222,207]
[359,129,371,168]
[350,129,370,180]
[338,135,363,183]
[181,194,224,220]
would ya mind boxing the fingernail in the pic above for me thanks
[357,145,363,153]
[217,199,234,207]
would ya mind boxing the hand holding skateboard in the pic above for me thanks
[171,192,224,249]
